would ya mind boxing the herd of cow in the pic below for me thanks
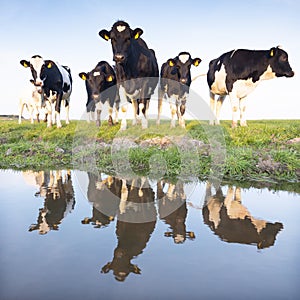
[19,20,295,129]
[24,170,283,280]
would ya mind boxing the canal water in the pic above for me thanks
[0,169,299,300]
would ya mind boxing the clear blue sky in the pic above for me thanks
[1,0,299,120]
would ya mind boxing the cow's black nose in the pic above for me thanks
[114,54,125,62]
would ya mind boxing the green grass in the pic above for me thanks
[0,119,299,183]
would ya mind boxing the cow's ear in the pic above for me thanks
[29,79,35,85]
[168,59,176,67]
[106,75,114,82]
[79,72,87,80]
[269,47,277,57]
[20,60,30,68]
[46,61,53,69]
[99,30,110,41]
[132,28,143,40]
[193,58,202,67]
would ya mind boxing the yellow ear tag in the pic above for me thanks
[104,34,110,41]
[134,32,139,39]
[47,62,52,69]
[169,60,174,67]
[194,60,200,66]
[107,75,113,82]
[270,49,274,57]
[23,62,28,68]
[82,74,87,80]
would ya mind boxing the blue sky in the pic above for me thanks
[1,0,299,120]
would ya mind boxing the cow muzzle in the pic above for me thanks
[34,80,44,87]
[92,94,100,100]
[114,54,125,63]
[286,70,295,77]
[180,78,188,84]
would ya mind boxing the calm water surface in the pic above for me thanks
[0,169,299,300]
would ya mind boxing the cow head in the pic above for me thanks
[20,55,53,87]
[79,70,114,101]
[269,46,294,78]
[99,21,143,64]
[171,52,201,85]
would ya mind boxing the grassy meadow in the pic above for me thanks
[0,118,299,186]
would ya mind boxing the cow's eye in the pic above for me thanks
[280,55,287,62]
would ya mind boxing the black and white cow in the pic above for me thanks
[101,177,156,281]
[99,20,159,130]
[207,46,294,127]
[27,170,75,235]
[157,52,201,128]
[157,180,195,244]
[18,80,42,124]
[20,55,72,128]
[79,61,120,126]
[202,182,283,249]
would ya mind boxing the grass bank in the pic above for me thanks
[0,119,299,185]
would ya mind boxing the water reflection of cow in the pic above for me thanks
[157,180,195,244]
[27,170,75,234]
[203,182,283,249]
[82,174,156,281]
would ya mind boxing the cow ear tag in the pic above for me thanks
[104,34,110,41]
[194,59,200,66]
[169,60,174,67]
[106,75,113,82]
[270,49,274,57]
[81,74,87,80]
[23,62,28,67]
[134,32,140,39]
[47,62,52,69]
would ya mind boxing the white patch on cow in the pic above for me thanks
[116,25,126,32]
[259,65,276,80]
[56,63,72,101]
[93,71,101,77]
[232,78,259,99]
[178,54,190,64]
[30,56,44,85]
[230,49,237,59]
[210,64,227,95]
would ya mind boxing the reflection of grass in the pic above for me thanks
[0,119,299,182]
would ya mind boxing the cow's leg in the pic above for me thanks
[156,89,163,125]
[45,101,52,128]
[140,99,149,129]
[65,100,70,125]
[114,100,120,124]
[19,102,24,124]
[119,86,128,130]
[132,99,138,126]
[215,95,226,125]
[55,94,62,128]
[170,102,177,128]
[229,93,239,128]
[108,106,113,126]
[239,97,247,127]
[119,179,128,215]
[33,105,40,123]
[179,99,186,128]
[209,91,216,125]
[28,106,34,124]
[95,101,102,127]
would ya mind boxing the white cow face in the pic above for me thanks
[20,55,46,86]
